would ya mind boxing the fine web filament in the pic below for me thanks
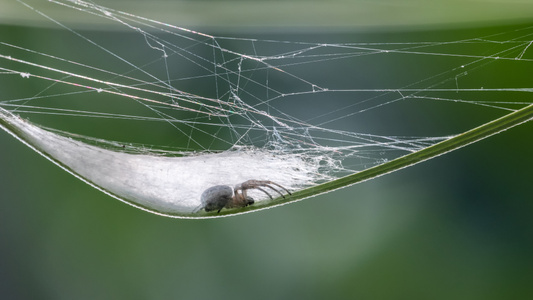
[1,0,532,217]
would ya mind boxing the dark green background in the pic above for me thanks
[1,2,533,299]
[2,105,533,299]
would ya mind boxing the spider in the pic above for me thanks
[199,180,292,213]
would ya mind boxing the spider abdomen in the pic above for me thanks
[201,185,233,212]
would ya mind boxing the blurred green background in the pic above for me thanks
[2,0,533,299]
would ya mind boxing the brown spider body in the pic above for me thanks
[200,179,291,213]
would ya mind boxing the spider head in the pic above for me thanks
[245,196,254,206]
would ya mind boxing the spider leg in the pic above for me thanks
[192,203,204,213]
[263,184,287,199]
[233,184,244,199]
[239,180,291,200]
[230,185,253,208]
[254,186,274,200]
[264,181,292,196]
[251,180,292,197]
